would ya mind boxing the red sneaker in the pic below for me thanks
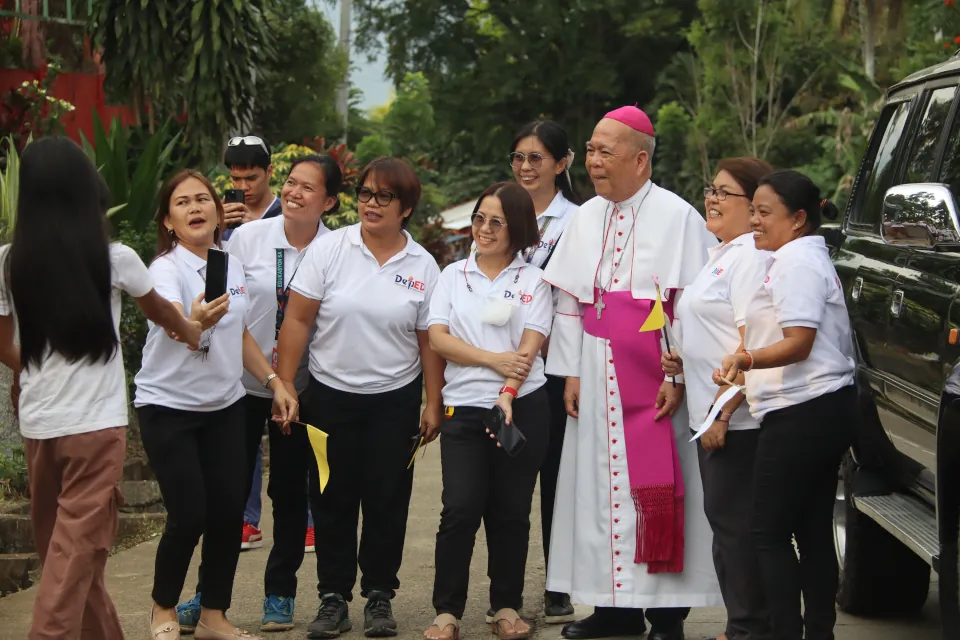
[305,526,316,553]
[241,522,263,550]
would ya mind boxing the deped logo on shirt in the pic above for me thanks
[395,274,426,292]
[230,285,246,296]
[505,289,534,304]
[535,238,555,251]
[711,267,724,277]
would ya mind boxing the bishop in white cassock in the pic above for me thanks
[542,107,723,640]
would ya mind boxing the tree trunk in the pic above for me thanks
[859,0,876,81]
[20,0,45,69]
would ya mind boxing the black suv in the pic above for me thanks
[828,54,960,639]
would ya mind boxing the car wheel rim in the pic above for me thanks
[833,479,847,566]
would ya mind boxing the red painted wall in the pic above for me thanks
[0,69,135,145]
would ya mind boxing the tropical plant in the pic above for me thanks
[0,62,75,152]
[0,136,21,243]
[89,0,274,163]
[79,112,183,234]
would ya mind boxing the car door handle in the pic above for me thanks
[891,289,905,317]
[852,277,863,302]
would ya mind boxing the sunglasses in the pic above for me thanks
[356,186,399,207]
[509,151,552,169]
[228,136,269,155]
[471,213,507,233]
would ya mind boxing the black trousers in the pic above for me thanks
[138,400,247,611]
[302,375,423,601]
[699,429,771,640]
[432,387,550,619]
[538,374,567,595]
[752,385,856,640]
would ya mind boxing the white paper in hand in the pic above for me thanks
[691,385,743,442]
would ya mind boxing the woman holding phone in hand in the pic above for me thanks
[423,182,552,640]
[0,138,203,640]
[135,169,297,640]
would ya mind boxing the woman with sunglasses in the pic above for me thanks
[275,156,445,639]
[661,158,773,640]
[508,119,580,623]
[424,182,552,640]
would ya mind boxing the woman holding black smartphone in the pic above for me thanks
[423,182,552,640]
[135,169,297,640]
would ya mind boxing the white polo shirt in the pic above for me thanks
[524,192,578,268]
[676,233,767,432]
[228,216,329,397]
[743,235,855,420]
[134,244,249,411]
[291,223,440,394]
[0,243,154,439]
[428,254,552,408]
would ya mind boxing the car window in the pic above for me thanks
[904,86,957,184]
[937,96,960,201]
[849,99,914,230]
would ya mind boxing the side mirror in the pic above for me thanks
[881,183,960,249]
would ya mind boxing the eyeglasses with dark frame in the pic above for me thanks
[356,186,399,207]
[471,213,508,233]
[509,152,553,169]
[703,186,750,202]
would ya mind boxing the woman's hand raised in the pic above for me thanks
[486,351,532,380]
[190,292,230,331]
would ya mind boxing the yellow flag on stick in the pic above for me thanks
[294,422,330,493]
[639,276,666,333]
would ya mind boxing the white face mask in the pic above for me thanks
[480,297,515,326]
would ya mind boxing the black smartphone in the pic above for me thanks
[205,248,229,302]
[224,189,245,229]
[482,406,528,457]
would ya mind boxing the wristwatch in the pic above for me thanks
[262,373,279,389]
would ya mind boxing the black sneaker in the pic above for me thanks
[544,591,575,624]
[308,593,352,639]
[363,591,398,637]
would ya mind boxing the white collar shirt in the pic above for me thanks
[134,243,249,411]
[428,253,552,408]
[523,192,578,268]
[227,216,329,397]
[743,235,855,420]
[676,233,768,431]
[290,223,440,394]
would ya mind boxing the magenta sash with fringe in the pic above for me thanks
[582,288,684,574]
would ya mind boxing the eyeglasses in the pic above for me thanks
[509,152,552,169]
[228,136,269,155]
[356,186,399,207]
[704,186,750,202]
[471,213,507,232]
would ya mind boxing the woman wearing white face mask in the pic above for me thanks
[424,182,553,640]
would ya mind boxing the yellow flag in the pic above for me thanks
[305,424,330,493]
[639,284,666,332]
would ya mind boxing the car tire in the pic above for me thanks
[835,453,931,616]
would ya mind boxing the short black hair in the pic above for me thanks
[758,170,840,232]
[224,137,271,171]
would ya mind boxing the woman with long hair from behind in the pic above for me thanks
[0,137,203,639]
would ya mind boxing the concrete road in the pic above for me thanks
[0,443,944,639]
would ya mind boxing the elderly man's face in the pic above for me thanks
[585,119,649,203]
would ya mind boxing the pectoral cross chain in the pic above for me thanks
[594,293,606,320]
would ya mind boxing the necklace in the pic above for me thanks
[592,187,651,319]
[464,254,521,293]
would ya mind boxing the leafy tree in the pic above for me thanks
[251,0,347,146]
[90,0,273,162]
